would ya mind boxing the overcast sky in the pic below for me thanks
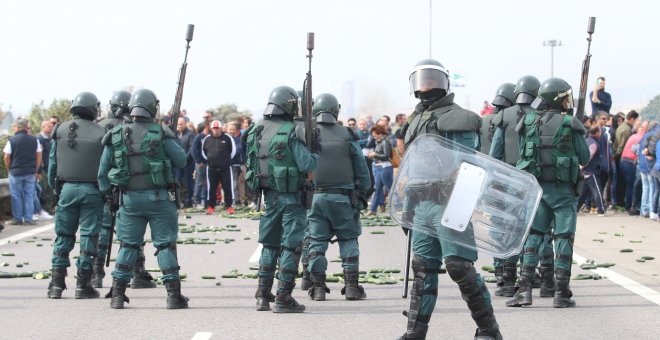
[1,0,658,122]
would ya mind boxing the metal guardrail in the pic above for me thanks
[0,178,9,198]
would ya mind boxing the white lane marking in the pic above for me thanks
[0,223,55,246]
[574,253,660,306]
[249,243,262,263]
[191,332,212,340]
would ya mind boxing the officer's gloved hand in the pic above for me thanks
[311,127,322,154]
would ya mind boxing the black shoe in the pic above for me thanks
[272,281,305,313]
[0,223,4,232]
[506,278,532,307]
[47,268,67,299]
[165,280,189,309]
[75,269,100,299]
[300,270,311,291]
[628,208,640,216]
[131,271,157,289]
[107,280,130,309]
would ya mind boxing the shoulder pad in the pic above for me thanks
[491,111,504,127]
[51,122,61,140]
[569,116,586,135]
[293,122,307,145]
[161,125,176,139]
[101,129,114,146]
[346,126,359,141]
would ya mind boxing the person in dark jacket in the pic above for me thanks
[202,120,236,214]
[176,117,195,207]
[367,124,392,215]
[192,122,208,208]
[4,118,41,225]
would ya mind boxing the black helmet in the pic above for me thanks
[109,90,132,118]
[263,86,299,116]
[514,75,541,105]
[70,91,100,119]
[313,93,340,117]
[491,83,515,109]
[129,89,159,118]
[409,59,450,98]
[531,78,573,111]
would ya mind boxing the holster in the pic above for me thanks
[301,179,315,209]
[108,186,121,213]
[54,177,64,201]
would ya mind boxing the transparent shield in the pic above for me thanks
[389,134,542,258]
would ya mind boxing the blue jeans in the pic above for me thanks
[9,173,36,223]
[371,164,393,212]
[619,159,636,211]
[33,181,42,213]
[193,163,207,206]
[640,172,654,215]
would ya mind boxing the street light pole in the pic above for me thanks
[543,39,562,77]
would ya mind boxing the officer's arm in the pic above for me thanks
[163,138,187,169]
[488,127,505,160]
[97,146,113,193]
[572,118,590,166]
[350,142,371,192]
[291,139,319,173]
[47,139,57,189]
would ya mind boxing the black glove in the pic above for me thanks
[311,127,322,154]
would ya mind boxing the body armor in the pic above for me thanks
[314,124,355,188]
[106,122,174,190]
[246,118,304,193]
[492,104,533,166]
[54,119,105,182]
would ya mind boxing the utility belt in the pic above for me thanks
[314,188,352,196]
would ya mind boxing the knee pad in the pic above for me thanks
[412,255,441,280]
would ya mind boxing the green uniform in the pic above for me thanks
[306,119,371,300]
[97,120,186,284]
[245,115,319,311]
[47,115,106,299]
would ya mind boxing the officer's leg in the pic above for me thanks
[538,230,556,298]
[48,187,78,299]
[272,202,307,313]
[75,190,103,299]
[306,194,331,300]
[497,254,519,297]
[339,238,366,300]
[255,192,283,311]
[109,209,147,309]
[507,200,551,307]
[553,202,578,308]
[445,255,502,339]
[130,244,156,289]
[92,204,112,288]
[300,235,311,291]
[150,199,187,309]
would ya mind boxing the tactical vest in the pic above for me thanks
[493,104,531,165]
[516,111,579,183]
[54,119,105,182]
[405,104,481,151]
[314,124,355,188]
[479,114,496,154]
[107,122,174,190]
[245,118,303,193]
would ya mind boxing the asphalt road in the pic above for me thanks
[1,209,658,340]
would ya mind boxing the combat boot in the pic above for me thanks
[553,268,576,308]
[397,314,430,340]
[492,265,504,296]
[532,270,542,288]
[505,266,534,307]
[538,264,555,298]
[75,268,100,299]
[496,263,516,297]
[308,272,330,301]
[341,269,366,300]
[300,270,312,291]
[255,277,275,311]
[474,312,503,340]
[131,253,156,289]
[107,280,130,309]
[272,281,305,313]
[91,256,105,288]
[47,268,67,299]
[165,279,189,309]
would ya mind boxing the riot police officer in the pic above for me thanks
[92,91,156,289]
[479,83,514,155]
[506,78,589,308]
[398,59,502,340]
[244,86,319,313]
[488,75,556,297]
[97,89,188,309]
[47,92,106,299]
[305,93,371,302]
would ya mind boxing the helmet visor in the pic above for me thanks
[409,67,449,94]
[556,88,574,109]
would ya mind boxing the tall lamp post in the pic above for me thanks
[543,39,562,77]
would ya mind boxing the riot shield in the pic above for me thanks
[389,134,542,259]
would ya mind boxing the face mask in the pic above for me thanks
[418,89,445,108]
